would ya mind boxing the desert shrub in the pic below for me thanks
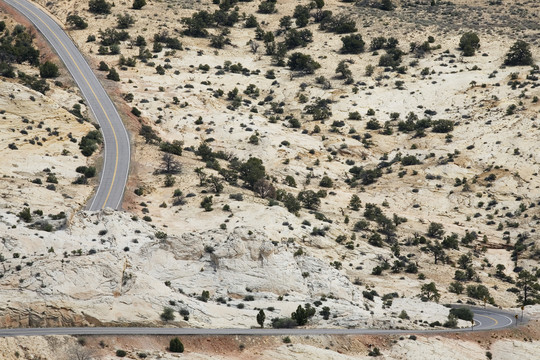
[88,0,112,14]
[46,173,58,184]
[169,338,184,353]
[466,285,494,304]
[363,290,375,301]
[320,306,331,320]
[132,0,146,9]
[18,207,32,222]
[117,13,135,29]
[288,117,301,128]
[298,190,320,210]
[98,61,109,71]
[213,9,239,27]
[304,98,332,120]
[285,175,297,187]
[459,32,480,56]
[341,34,365,54]
[99,28,130,46]
[401,155,420,166]
[349,194,361,211]
[1,26,40,66]
[200,196,213,211]
[107,68,120,81]
[448,281,464,294]
[427,222,444,238]
[349,111,361,120]
[84,166,96,178]
[284,29,313,49]
[444,314,458,328]
[154,32,183,50]
[380,0,395,11]
[293,5,310,28]
[237,157,266,188]
[18,72,49,94]
[41,222,53,232]
[368,233,383,247]
[420,282,440,302]
[288,53,321,74]
[245,14,258,28]
[271,317,297,328]
[506,104,516,115]
[156,65,165,75]
[160,140,183,156]
[66,14,88,29]
[135,36,147,47]
[79,130,103,156]
[164,174,175,187]
[449,307,474,321]
[258,1,276,14]
[109,44,121,55]
[0,62,15,78]
[181,11,214,37]
[366,119,381,130]
[140,125,160,144]
[39,61,59,78]
[432,119,454,133]
[291,304,316,326]
[399,310,410,319]
[120,56,137,68]
[160,307,175,321]
[210,34,230,49]
[379,49,403,68]
[370,36,398,51]
[73,176,88,185]
[504,40,533,66]
[320,14,357,34]
[349,166,382,185]
[283,193,301,214]
[371,36,387,51]
[353,220,369,232]
[405,263,418,274]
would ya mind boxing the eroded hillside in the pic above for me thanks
[1,0,539,346]
[0,14,99,226]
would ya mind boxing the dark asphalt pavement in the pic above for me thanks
[0,306,520,337]
[3,0,131,210]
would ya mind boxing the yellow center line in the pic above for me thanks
[475,314,499,327]
[12,0,119,209]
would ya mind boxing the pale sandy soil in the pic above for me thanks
[0,0,539,358]
[0,76,96,215]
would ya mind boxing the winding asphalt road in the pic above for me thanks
[3,0,130,210]
[0,0,523,341]
[0,306,520,337]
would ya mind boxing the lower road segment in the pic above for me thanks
[0,307,520,337]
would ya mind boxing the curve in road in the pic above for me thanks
[0,307,520,337]
[0,0,523,342]
[3,0,130,210]
[470,308,515,331]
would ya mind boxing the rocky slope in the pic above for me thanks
[0,78,96,217]
[0,209,459,329]
[0,0,539,358]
